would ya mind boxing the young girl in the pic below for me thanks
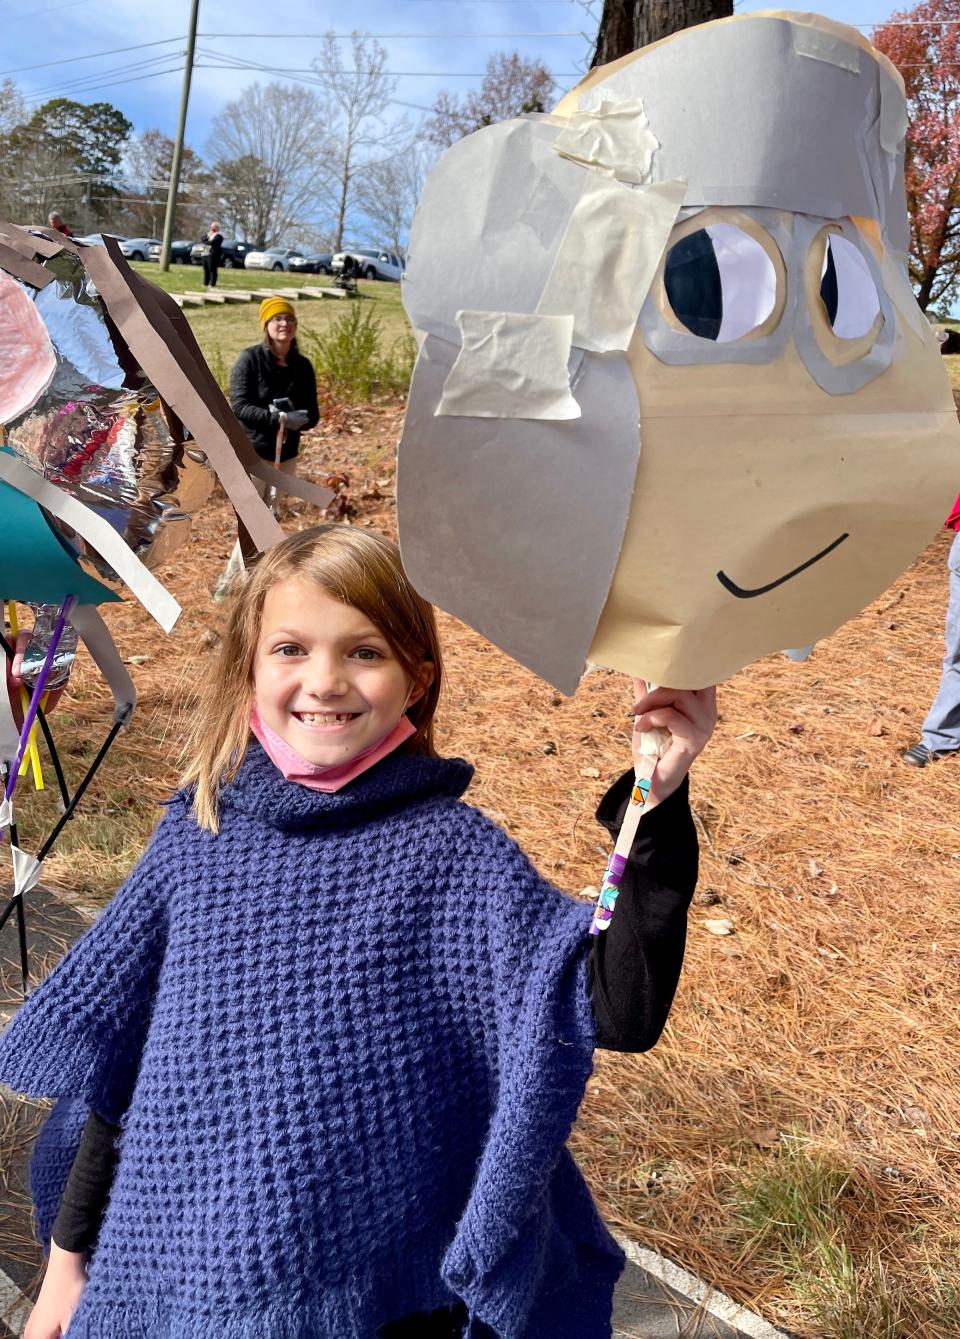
[2,525,716,1339]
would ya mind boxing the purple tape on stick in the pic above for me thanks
[607,852,628,880]
[4,596,75,804]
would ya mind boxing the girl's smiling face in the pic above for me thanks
[253,576,423,768]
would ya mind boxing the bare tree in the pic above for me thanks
[311,32,405,251]
[206,82,330,247]
[355,141,431,252]
[424,52,554,149]
[122,129,207,237]
[591,0,732,66]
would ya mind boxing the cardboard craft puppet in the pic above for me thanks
[398,12,960,693]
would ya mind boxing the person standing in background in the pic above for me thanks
[903,491,960,767]
[203,222,223,288]
[47,211,72,237]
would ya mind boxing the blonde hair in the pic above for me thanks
[181,525,443,832]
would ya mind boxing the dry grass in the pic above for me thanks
[2,396,960,1336]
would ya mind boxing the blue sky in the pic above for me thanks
[0,0,896,157]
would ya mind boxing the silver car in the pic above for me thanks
[331,248,405,281]
[244,248,306,273]
[119,237,161,261]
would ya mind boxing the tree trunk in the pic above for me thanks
[591,0,733,68]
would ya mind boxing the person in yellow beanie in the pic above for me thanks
[217,296,321,595]
[230,297,319,471]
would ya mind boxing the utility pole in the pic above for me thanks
[591,0,732,67]
[159,0,200,271]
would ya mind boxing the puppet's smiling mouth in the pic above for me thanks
[717,533,849,599]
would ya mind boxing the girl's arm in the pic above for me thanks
[588,685,717,1052]
[24,1110,120,1338]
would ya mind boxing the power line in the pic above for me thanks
[22,63,185,105]
[0,36,185,77]
[21,52,186,104]
[198,30,584,38]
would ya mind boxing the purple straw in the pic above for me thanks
[4,596,75,804]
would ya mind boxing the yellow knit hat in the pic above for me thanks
[259,297,297,326]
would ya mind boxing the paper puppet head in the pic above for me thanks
[398,13,960,692]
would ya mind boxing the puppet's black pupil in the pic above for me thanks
[820,240,840,327]
[664,231,723,341]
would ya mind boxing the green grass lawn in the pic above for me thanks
[127,261,412,387]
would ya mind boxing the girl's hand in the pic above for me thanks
[631,681,717,806]
[24,1243,87,1339]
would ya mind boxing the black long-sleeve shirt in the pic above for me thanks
[51,772,697,1300]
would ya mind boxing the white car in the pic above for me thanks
[331,248,405,282]
[119,237,161,261]
[244,248,305,272]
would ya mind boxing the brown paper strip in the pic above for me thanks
[0,243,53,289]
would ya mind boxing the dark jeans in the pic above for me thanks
[377,1304,494,1338]
[203,257,219,287]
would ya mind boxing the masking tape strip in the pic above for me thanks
[68,603,137,722]
[10,844,42,899]
[790,21,861,74]
[0,797,12,831]
[538,177,687,354]
[436,311,581,420]
[0,454,180,632]
[553,97,660,185]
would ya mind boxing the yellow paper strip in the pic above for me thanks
[6,602,45,790]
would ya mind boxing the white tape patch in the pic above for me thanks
[554,97,660,185]
[10,845,41,899]
[538,177,687,353]
[436,311,580,420]
[790,20,861,74]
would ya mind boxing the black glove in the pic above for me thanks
[283,409,310,431]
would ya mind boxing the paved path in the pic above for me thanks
[0,888,790,1339]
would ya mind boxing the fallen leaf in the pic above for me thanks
[808,858,824,878]
[788,722,805,735]
[703,918,736,936]
[866,720,885,737]
[749,1126,780,1148]
[580,767,600,779]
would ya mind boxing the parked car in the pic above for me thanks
[190,238,253,268]
[244,247,306,272]
[147,239,193,264]
[288,252,333,275]
[331,248,404,282]
[119,237,161,261]
[74,233,126,247]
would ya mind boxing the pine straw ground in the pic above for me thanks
[3,401,960,1337]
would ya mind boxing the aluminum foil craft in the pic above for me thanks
[398,12,960,692]
[0,225,332,988]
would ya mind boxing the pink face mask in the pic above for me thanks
[250,706,417,792]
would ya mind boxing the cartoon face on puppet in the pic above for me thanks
[397,12,960,692]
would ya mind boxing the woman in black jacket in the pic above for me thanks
[217,297,322,595]
[230,296,320,480]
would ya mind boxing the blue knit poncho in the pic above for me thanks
[0,745,624,1338]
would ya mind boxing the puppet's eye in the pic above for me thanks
[663,224,778,343]
[817,233,882,339]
